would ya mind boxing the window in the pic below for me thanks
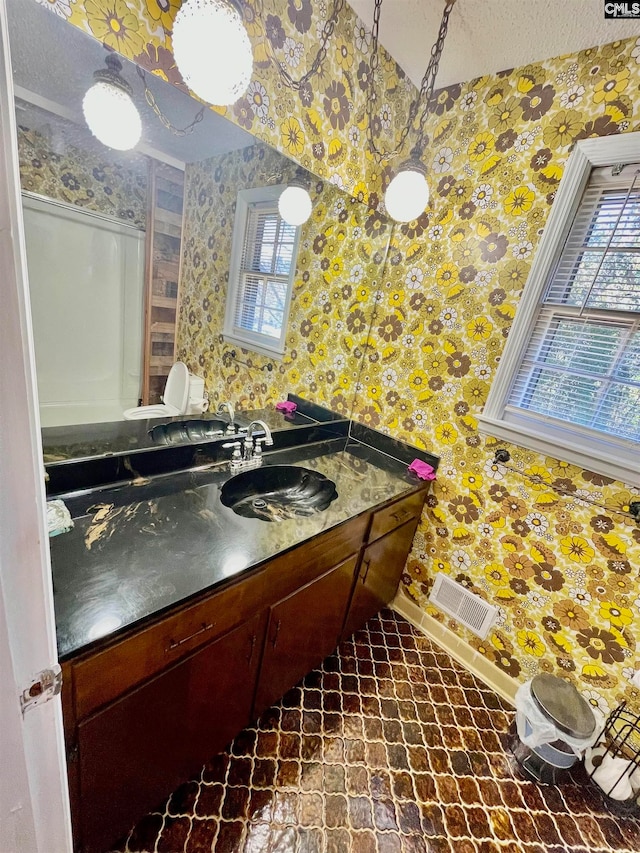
[223,185,300,359]
[479,133,640,486]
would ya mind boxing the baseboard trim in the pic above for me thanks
[391,591,518,707]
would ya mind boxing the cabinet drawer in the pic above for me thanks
[259,513,368,605]
[368,488,426,544]
[72,568,265,720]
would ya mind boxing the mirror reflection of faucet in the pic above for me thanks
[216,401,236,434]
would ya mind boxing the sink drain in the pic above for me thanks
[252,498,267,509]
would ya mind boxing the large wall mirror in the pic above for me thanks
[7,0,392,459]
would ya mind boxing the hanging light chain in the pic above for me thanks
[266,0,345,91]
[136,67,205,137]
[413,0,456,152]
[367,0,456,163]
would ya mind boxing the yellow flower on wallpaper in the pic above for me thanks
[600,601,633,628]
[560,536,595,563]
[593,68,630,103]
[480,154,502,178]
[542,110,582,147]
[504,185,535,216]
[435,423,458,445]
[485,563,509,585]
[489,97,523,133]
[517,630,546,657]
[467,132,495,162]
[523,465,552,490]
[462,378,489,406]
[597,531,628,556]
[145,0,180,31]
[327,257,343,278]
[84,0,144,59]
[336,36,354,71]
[436,263,459,286]
[548,631,573,656]
[280,117,305,156]
[516,71,537,93]
[466,317,493,341]
[462,472,483,490]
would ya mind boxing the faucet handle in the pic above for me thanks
[222,440,242,458]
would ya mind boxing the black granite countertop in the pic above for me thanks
[50,435,430,660]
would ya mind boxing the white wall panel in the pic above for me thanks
[22,194,144,426]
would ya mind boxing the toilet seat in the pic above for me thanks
[123,403,182,420]
[123,362,190,421]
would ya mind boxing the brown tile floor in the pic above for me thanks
[112,609,640,853]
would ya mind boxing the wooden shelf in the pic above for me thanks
[142,162,185,404]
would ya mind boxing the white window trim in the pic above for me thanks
[478,132,640,487]
[223,184,299,360]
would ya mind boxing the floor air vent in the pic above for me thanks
[429,573,498,639]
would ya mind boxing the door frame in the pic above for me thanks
[0,0,72,849]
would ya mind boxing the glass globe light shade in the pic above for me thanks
[278,185,312,226]
[172,0,253,106]
[384,165,430,223]
[82,81,142,151]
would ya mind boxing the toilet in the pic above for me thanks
[123,362,206,421]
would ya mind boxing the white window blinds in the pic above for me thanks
[507,166,640,444]
[234,200,296,337]
[224,186,300,358]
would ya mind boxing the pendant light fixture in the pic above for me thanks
[368,0,456,223]
[172,0,253,106]
[82,54,142,151]
[278,169,312,226]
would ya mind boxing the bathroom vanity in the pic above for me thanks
[48,409,436,853]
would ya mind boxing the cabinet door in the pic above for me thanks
[343,517,420,639]
[254,555,357,716]
[75,612,266,853]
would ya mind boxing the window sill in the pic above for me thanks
[223,334,285,362]
[477,412,640,489]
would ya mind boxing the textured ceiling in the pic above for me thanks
[348,0,640,89]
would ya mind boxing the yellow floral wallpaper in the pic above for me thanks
[349,39,640,713]
[17,118,147,228]
[46,0,640,708]
[176,141,391,414]
[46,0,417,199]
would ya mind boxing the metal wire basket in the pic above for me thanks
[585,702,640,810]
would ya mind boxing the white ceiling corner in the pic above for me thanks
[348,0,640,90]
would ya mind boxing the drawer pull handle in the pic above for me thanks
[271,618,281,648]
[360,559,371,584]
[392,509,412,522]
[166,622,214,652]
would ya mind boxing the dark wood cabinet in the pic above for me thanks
[342,516,421,640]
[254,555,357,715]
[73,613,266,853]
[62,486,427,852]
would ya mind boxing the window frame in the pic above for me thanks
[223,185,300,360]
[478,132,640,487]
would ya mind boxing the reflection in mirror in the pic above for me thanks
[8,0,391,459]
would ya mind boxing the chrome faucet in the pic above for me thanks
[243,420,274,463]
[216,401,236,434]
[224,420,273,473]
